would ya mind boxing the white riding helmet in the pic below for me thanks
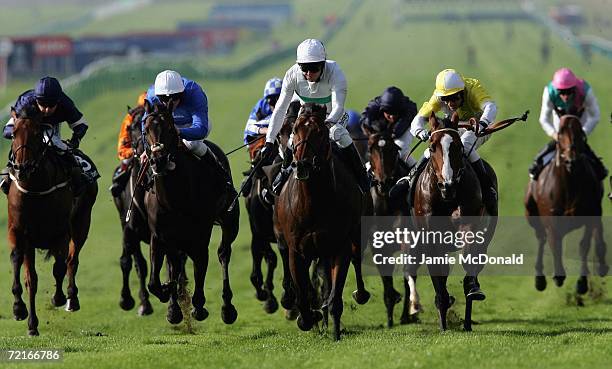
[263,77,282,98]
[155,70,185,96]
[296,39,326,63]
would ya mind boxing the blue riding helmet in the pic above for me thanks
[263,77,282,98]
[34,76,63,105]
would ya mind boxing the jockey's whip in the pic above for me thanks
[125,158,150,223]
[403,134,428,162]
[463,110,530,159]
[227,156,267,212]
[225,135,266,156]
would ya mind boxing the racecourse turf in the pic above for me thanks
[0,0,611,368]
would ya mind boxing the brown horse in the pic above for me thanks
[113,105,153,316]
[7,104,98,336]
[143,100,239,325]
[525,114,608,295]
[411,112,497,332]
[364,123,422,327]
[273,103,365,340]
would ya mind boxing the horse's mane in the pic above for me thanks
[14,104,42,120]
[297,103,326,122]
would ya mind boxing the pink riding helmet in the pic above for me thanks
[552,68,579,89]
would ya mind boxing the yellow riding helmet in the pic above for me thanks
[434,69,465,97]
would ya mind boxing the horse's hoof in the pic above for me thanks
[535,276,547,291]
[221,304,238,324]
[576,277,588,295]
[263,296,279,314]
[52,293,67,307]
[466,287,486,301]
[400,312,419,325]
[138,301,154,316]
[28,328,40,337]
[255,289,269,302]
[167,306,183,325]
[119,295,135,311]
[13,301,28,321]
[280,291,295,310]
[410,302,423,315]
[191,307,209,321]
[284,307,299,321]
[297,314,314,331]
[553,275,566,287]
[65,298,80,312]
[313,310,323,323]
[463,324,473,332]
[352,289,371,305]
[598,264,609,277]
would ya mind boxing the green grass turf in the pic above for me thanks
[0,1,610,368]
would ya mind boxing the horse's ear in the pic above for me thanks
[450,112,459,129]
[126,105,131,113]
[144,99,152,114]
[166,99,175,113]
[10,107,16,120]
[429,112,439,130]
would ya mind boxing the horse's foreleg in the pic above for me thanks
[249,235,267,301]
[132,244,153,316]
[65,239,81,312]
[350,241,371,305]
[165,251,182,325]
[190,251,209,321]
[24,249,39,336]
[278,241,297,318]
[219,225,238,325]
[548,231,566,287]
[147,236,169,303]
[10,247,28,321]
[119,230,136,311]
[51,252,67,308]
[577,224,593,295]
[427,259,450,332]
[535,228,547,291]
[262,242,279,314]
[329,251,350,341]
[290,249,316,332]
[401,273,421,325]
[593,218,609,277]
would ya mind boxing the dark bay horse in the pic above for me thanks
[411,112,497,332]
[113,105,153,316]
[7,105,98,335]
[525,114,608,295]
[143,101,239,325]
[365,123,422,328]
[274,103,366,340]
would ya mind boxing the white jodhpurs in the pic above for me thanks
[394,128,417,167]
[182,139,208,157]
[42,125,69,152]
[460,128,490,162]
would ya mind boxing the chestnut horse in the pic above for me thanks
[365,123,422,327]
[274,103,366,340]
[525,114,608,295]
[142,101,239,326]
[113,105,153,316]
[7,105,98,335]
[411,112,497,332]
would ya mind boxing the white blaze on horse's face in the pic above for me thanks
[440,134,454,184]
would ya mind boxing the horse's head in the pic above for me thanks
[9,105,46,181]
[428,112,464,201]
[365,120,399,193]
[143,100,180,175]
[292,103,329,180]
[557,114,586,173]
[278,101,301,152]
[128,105,146,156]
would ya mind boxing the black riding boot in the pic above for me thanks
[341,143,370,193]
[272,147,293,196]
[389,155,427,210]
[584,143,608,181]
[61,152,88,196]
[201,149,237,199]
[109,164,131,198]
[528,140,556,180]
[471,158,497,215]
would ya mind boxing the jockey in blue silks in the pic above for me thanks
[243,77,282,144]
[144,69,236,197]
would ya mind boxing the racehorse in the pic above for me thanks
[411,112,497,332]
[142,100,239,325]
[273,103,366,340]
[525,114,608,295]
[7,105,98,335]
[113,105,153,316]
[364,122,422,328]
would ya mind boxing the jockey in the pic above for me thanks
[109,91,147,197]
[1,76,89,195]
[360,86,418,169]
[259,38,369,194]
[144,70,236,197]
[403,69,498,213]
[529,67,607,180]
[243,77,282,144]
